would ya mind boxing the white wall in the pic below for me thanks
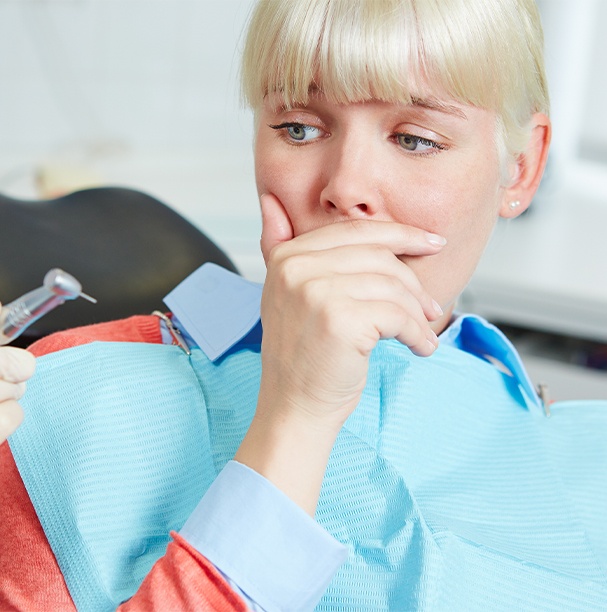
[579,0,607,162]
[536,0,607,197]
[0,0,254,156]
[0,0,264,279]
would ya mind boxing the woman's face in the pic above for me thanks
[254,89,510,310]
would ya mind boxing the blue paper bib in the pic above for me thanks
[10,339,607,610]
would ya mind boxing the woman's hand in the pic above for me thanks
[0,340,36,443]
[258,193,445,426]
[235,194,445,514]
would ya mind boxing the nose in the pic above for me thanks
[319,138,381,218]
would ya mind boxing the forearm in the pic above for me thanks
[235,397,343,517]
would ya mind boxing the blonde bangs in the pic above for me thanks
[241,0,549,157]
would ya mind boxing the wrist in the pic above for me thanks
[235,403,344,516]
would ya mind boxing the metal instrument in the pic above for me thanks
[0,269,96,346]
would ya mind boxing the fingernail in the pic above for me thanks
[259,193,268,214]
[427,330,439,347]
[426,339,437,353]
[426,232,447,247]
[432,300,444,316]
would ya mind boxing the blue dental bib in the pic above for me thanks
[10,339,607,610]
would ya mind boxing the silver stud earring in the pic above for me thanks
[509,200,521,210]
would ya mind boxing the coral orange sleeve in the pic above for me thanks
[0,316,247,612]
[119,533,248,612]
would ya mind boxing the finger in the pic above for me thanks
[275,219,446,258]
[329,248,443,321]
[325,275,438,350]
[260,193,294,264]
[0,347,36,383]
[300,272,431,333]
[0,380,26,401]
[272,245,443,321]
[0,400,24,442]
[346,300,437,357]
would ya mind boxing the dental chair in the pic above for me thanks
[0,186,239,347]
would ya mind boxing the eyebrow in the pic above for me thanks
[267,87,469,120]
[410,96,468,120]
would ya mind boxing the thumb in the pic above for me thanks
[0,347,36,383]
[260,193,294,264]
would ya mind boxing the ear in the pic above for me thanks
[499,113,552,219]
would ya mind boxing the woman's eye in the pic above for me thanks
[396,133,444,153]
[269,122,322,142]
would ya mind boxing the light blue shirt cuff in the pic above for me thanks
[179,460,348,612]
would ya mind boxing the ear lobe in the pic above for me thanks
[500,112,552,218]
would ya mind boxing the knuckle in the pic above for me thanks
[275,253,307,289]
[299,277,325,306]
[266,242,288,268]
[392,304,413,328]
[0,380,23,401]
[368,243,391,258]
[395,308,424,335]
[14,381,26,400]
[386,274,406,296]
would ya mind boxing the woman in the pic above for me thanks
[235,0,551,515]
[2,0,605,610]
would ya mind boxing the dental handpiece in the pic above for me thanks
[0,269,96,346]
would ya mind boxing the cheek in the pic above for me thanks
[434,174,502,272]
[397,163,503,305]
[255,143,325,234]
[387,176,497,239]
[254,134,276,196]
[411,154,502,239]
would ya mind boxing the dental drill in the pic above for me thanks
[0,269,96,346]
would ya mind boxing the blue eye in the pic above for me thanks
[286,124,308,140]
[269,122,322,142]
[396,134,443,153]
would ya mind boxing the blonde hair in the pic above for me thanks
[241,0,549,167]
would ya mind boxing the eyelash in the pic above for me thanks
[268,122,448,155]
[268,122,321,144]
[394,134,447,156]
